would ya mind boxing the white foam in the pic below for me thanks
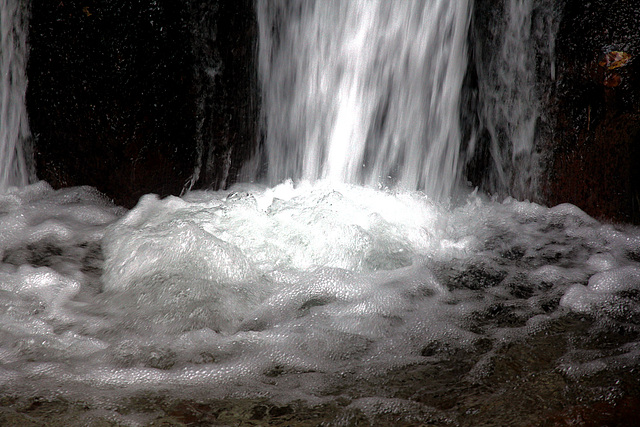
[560,265,640,313]
[586,253,617,272]
[0,181,639,407]
[588,266,640,293]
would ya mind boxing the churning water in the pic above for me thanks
[2,180,640,424]
[1,0,640,425]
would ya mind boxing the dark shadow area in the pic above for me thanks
[26,0,258,208]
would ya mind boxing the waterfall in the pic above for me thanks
[0,0,32,191]
[1,2,639,424]
[2,0,556,203]
[468,0,558,201]
[255,0,471,200]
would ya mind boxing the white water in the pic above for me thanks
[0,0,32,191]
[0,0,639,424]
[255,0,471,200]
[1,181,640,423]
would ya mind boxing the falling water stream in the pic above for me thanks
[255,0,470,200]
[469,0,558,201]
[0,0,32,191]
[1,0,640,425]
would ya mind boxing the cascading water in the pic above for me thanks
[255,0,471,200]
[0,0,32,191]
[468,0,558,200]
[1,0,640,425]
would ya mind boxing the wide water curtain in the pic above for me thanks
[0,0,32,190]
[257,0,471,200]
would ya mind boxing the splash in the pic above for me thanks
[1,181,640,425]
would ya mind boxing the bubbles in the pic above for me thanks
[561,265,640,314]
[0,180,639,419]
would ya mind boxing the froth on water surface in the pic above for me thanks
[1,181,640,424]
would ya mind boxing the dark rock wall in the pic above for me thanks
[187,0,258,191]
[549,0,640,223]
[26,0,257,208]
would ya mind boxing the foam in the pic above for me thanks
[0,180,639,410]
[560,265,640,313]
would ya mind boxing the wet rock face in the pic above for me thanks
[187,0,258,191]
[549,0,640,222]
[464,0,640,223]
[463,0,558,205]
[26,0,257,208]
[26,1,196,207]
